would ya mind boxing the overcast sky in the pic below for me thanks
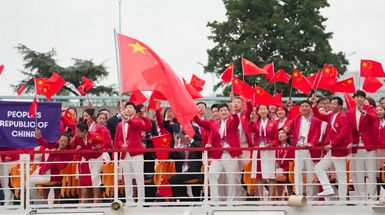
[0,0,384,97]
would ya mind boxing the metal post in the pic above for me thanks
[113,152,119,202]
[24,154,31,210]
[203,151,209,208]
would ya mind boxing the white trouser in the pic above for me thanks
[209,152,239,202]
[120,153,144,204]
[294,150,314,196]
[29,168,51,202]
[314,151,347,200]
[353,147,377,200]
[0,161,16,206]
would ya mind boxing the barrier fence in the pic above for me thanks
[0,146,385,211]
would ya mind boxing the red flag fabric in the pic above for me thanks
[272,91,283,107]
[221,63,233,83]
[152,134,171,160]
[288,105,300,120]
[29,98,38,118]
[307,72,321,90]
[232,77,254,99]
[330,77,355,93]
[0,64,4,75]
[270,69,291,84]
[291,70,312,94]
[242,58,268,76]
[17,85,26,96]
[183,78,203,99]
[63,108,75,122]
[254,86,274,106]
[35,72,66,100]
[82,77,94,91]
[129,90,147,105]
[362,77,383,93]
[157,178,173,197]
[148,90,166,111]
[343,93,356,110]
[118,33,199,137]
[360,59,385,77]
[263,63,274,79]
[190,74,205,92]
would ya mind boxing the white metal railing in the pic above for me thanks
[1,147,385,211]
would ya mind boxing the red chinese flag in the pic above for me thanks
[129,90,147,105]
[288,105,300,120]
[270,69,291,84]
[242,58,268,76]
[360,59,385,77]
[263,63,274,79]
[330,77,355,93]
[307,72,321,90]
[37,72,66,100]
[190,74,205,92]
[82,77,94,91]
[254,86,274,106]
[29,97,38,118]
[152,134,171,160]
[0,64,4,75]
[148,90,165,111]
[317,64,338,91]
[221,63,233,83]
[183,78,203,99]
[362,77,383,93]
[343,93,356,110]
[35,78,48,94]
[17,85,26,96]
[291,70,312,94]
[63,108,75,122]
[232,77,254,99]
[118,33,199,137]
[272,91,283,107]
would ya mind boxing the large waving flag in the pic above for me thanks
[330,77,355,93]
[242,58,268,76]
[190,74,205,92]
[221,63,233,83]
[362,77,383,93]
[35,72,66,100]
[270,69,291,84]
[117,33,199,136]
[263,63,274,79]
[291,69,311,94]
[360,59,385,77]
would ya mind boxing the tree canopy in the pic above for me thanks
[13,44,117,96]
[205,0,349,96]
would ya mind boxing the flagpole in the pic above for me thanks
[114,29,127,147]
[33,79,38,128]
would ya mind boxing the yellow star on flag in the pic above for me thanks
[162,137,168,143]
[234,80,239,84]
[347,79,353,84]
[38,80,43,85]
[245,60,250,65]
[130,42,146,54]
[293,72,299,77]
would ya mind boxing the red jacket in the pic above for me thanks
[193,115,210,145]
[346,105,380,153]
[36,137,73,181]
[238,102,254,147]
[276,144,295,171]
[0,147,20,162]
[249,119,279,147]
[114,115,152,158]
[290,115,322,160]
[313,107,350,157]
[207,113,241,159]
[379,121,385,146]
[155,109,171,135]
[72,132,107,160]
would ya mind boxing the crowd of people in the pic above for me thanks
[1,90,385,206]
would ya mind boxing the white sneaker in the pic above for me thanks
[317,188,335,196]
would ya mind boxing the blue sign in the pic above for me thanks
[0,101,61,148]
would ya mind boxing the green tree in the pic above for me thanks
[206,0,348,96]
[13,44,117,96]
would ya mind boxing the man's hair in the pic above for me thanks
[125,102,136,110]
[379,97,385,104]
[353,90,366,99]
[366,96,376,107]
[196,102,207,108]
[98,108,110,113]
[317,96,331,104]
[218,103,230,111]
[76,122,89,132]
[331,96,343,106]
[233,96,244,102]
[299,100,312,106]
[211,104,219,111]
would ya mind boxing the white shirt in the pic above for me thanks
[298,116,311,146]
[355,108,361,131]
[331,112,338,132]
[219,119,230,148]
[278,118,287,129]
